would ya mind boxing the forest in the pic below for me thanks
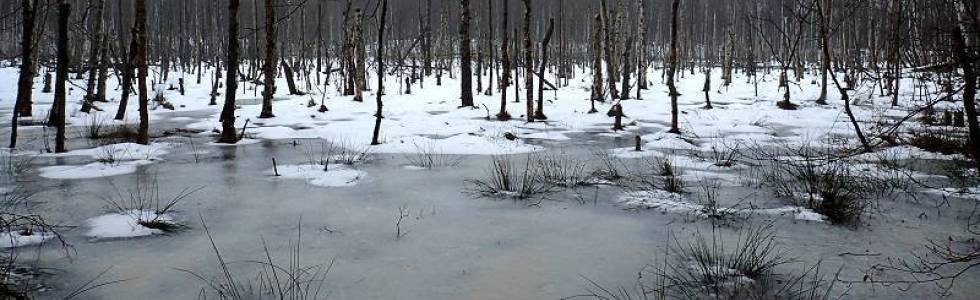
[0,0,979,299]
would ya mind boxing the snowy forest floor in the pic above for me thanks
[1,65,979,299]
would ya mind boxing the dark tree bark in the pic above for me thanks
[637,0,648,91]
[219,0,241,144]
[600,0,619,100]
[81,0,105,114]
[10,0,37,149]
[423,0,433,76]
[522,0,533,122]
[371,0,389,145]
[953,26,980,167]
[816,0,830,105]
[620,37,632,100]
[115,30,137,120]
[589,12,603,114]
[484,0,494,96]
[53,0,71,153]
[534,19,554,120]
[496,0,511,121]
[135,0,149,145]
[353,8,366,98]
[282,59,303,95]
[259,0,277,118]
[96,37,109,102]
[459,0,474,107]
[667,0,681,134]
[703,69,713,109]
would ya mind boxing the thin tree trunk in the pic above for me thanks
[816,0,830,105]
[620,37,633,100]
[637,0,648,91]
[135,0,149,145]
[534,19,554,120]
[371,0,389,145]
[522,0,533,122]
[53,0,71,152]
[81,0,105,113]
[589,12,603,113]
[219,0,241,143]
[259,0,276,118]
[116,31,137,120]
[667,0,681,134]
[953,26,980,166]
[496,0,511,121]
[10,0,37,148]
[460,0,474,107]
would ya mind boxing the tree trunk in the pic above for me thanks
[600,0,619,100]
[81,0,105,114]
[96,37,109,102]
[953,26,980,167]
[282,59,302,95]
[135,0,149,145]
[53,0,71,153]
[219,0,241,143]
[703,69,713,109]
[816,0,830,105]
[371,0,389,145]
[496,0,511,121]
[589,12,603,113]
[620,37,633,100]
[259,0,276,118]
[353,9,365,101]
[10,0,37,148]
[484,0,494,96]
[116,31,137,120]
[460,0,474,107]
[667,0,681,134]
[523,0,533,122]
[637,0,648,91]
[534,19,554,120]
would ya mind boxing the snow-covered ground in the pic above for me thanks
[1,64,978,299]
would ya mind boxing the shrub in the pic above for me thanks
[465,155,558,200]
[102,173,201,232]
[650,225,793,299]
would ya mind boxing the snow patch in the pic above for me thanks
[86,210,175,239]
[620,190,826,222]
[273,164,367,187]
[38,160,153,179]
[0,230,53,248]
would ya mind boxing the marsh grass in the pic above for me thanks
[745,142,899,225]
[650,225,792,299]
[102,173,202,232]
[405,141,462,169]
[465,155,560,200]
[179,219,332,300]
[86,115,138,143]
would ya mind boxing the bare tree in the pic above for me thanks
[589,12,603,114]
[667,0,681,134]
[9,0,39,149]
[637,0,648,92]
[953,2,980,167]
[135,0,150,145]
[81,0,106,114]
[496,0,511,121]
[460,0,475,107]
[259,0,277,118]
[523,0,533,122]
[219,0,241,144]
[371,0,389,145]
[53,0,71,153]
[534,19,554,120]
